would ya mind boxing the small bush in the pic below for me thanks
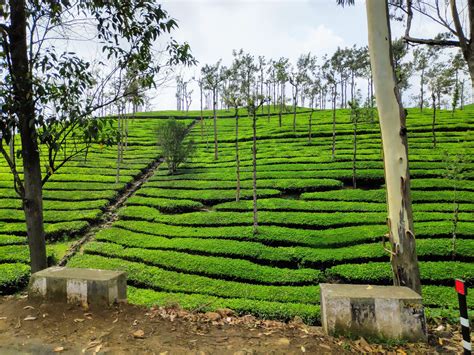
[157,118,194,174]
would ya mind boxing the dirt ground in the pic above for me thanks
[0,295,466,354]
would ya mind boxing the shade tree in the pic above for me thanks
[201,60,226,160]
[0,0,195,272]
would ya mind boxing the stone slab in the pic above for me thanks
[29,267,127,306]
[320,283,427,342]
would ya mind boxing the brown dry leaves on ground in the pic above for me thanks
[0,295,467,354]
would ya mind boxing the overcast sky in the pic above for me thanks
[150,0,445,110]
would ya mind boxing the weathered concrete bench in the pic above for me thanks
[320,283,426,341]
[29,267,126,306]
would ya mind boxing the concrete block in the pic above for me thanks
[29,267,126,306]
[320,283,427,341]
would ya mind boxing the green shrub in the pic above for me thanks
[326,261,474,286]
[135,188,281,204]
[0,263,30,294]
[68,254,320,304]
[128,286,320,324]
[84,241,322,285]
[126,196,203,213]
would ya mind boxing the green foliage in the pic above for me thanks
[326,261,474,286]
[126,196,203,213]
[0,263,30,294]
[68,253,320,305]
[128,286,320,324]
[84,241,323,285]
[157,118,194,174]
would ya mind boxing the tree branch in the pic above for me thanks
[404,35,460,46]
[0,23,9,35]
[404,0,413,41]
[0,140,25,198]
[449,0,468,53]
[469,0,474,45]
[41,145,87,185]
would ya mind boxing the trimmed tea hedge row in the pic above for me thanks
[112,220,474,248]
[326,261,474,286]
[84,241,323,285]
[0,263,30,294]
[136,188,281,204]
[127,286,321,324]
[94,228,473,267]
[119,206,469,229]
[0,209,102,223]
[144,178,343,192]
[214,199,474,213]
[126,196,204,213]
[302,189,474,203]
[0,199,109,211]
[68,253,320,305]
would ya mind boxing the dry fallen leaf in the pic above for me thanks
[23,306,34,310]
[276,338,290,346]
[133,319,139,326]
[301,345,306,353]
[112,318,118,324]
[0,317,7,320]
[133,329,145,339]
[93,344,102,354]
[53,346,64,352]
[23,316,37,321]
[74,318,85,323]
[366,285,373,290]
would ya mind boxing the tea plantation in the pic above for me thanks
[1,107,473,324]
[0,117,192,292]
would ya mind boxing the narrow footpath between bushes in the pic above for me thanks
[0,295,466,354]
[58,156,164,267]
[58,118,199,267]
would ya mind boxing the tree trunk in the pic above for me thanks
[200,82,204,139]
[213,88,218,160]
[9,129,15,166]
[420,69,424,112]
[235,112,240,202]
[432,93,437,148]
[366,0,421,294]
[469,61,474,103]
[332,86,337,161]
[10,0,48,272]
[293,87,298,132]
[308,97,314,144]
[278,90,282,127]
[352,120,357,189]
[116,110,122,183]
[252,111,258,235]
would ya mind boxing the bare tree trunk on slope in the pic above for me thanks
[366,0,422,294]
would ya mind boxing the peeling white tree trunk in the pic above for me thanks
[366,0,422,294]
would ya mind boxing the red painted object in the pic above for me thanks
[456,279,466,296]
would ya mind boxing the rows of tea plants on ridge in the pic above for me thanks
[69,106,474,323]
[0,116,192,293]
